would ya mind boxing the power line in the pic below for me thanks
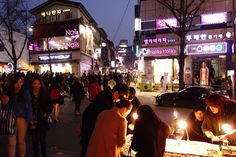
[112,0,131,42]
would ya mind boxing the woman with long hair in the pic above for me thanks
[30,75,53,157]
[8,73,32,157]
[131,105,170,157]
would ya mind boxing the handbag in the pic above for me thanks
[0,105,16,135]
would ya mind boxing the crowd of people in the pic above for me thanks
[1,70,236,157]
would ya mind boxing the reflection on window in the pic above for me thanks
[35,35,79,52]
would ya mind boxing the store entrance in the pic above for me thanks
[192,57,220,79]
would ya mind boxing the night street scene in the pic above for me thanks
[1,0,236,157]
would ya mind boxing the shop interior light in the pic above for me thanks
[65,36,71,41]
[222,124,233,134]
[49,40,60,47]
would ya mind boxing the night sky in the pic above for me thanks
[29,0,137,46]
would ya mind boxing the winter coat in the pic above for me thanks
[86,109,127,157]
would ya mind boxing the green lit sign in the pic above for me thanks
[136,45,139,57]
[41,9,71,17]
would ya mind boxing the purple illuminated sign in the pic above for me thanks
[143,37,177,45]
[141,48,177,57]
[201,12,227,25]
[65,28,80,49]
[156,18,177,29]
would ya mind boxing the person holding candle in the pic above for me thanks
[202,93,236,145]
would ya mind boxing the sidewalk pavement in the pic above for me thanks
[0,95,90,157]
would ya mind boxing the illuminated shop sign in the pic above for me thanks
[38,54,72,61]
[156,18,177,29]
[65,28,80,49]
[186,32,232,42]
[41,8,71,17]
[140,48,177,57]
[118,47,127,53]
[185,42,227,55]
[143,37,177,45]
[201,12,227,25]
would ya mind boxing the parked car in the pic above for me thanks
[156,86,229,108]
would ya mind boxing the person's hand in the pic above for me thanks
[212,136,220,142]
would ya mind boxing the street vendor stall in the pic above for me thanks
[121,135,236,157]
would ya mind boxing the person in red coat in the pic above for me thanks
[88,76,101,102]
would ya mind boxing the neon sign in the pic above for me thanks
[186,32,232,42]
[156,18,177,29]
[140,48,177,57]
[66,29,79,36]
[65,28,80,49]
[201,12,227,25]
[185,42,227,55]
[41,8,71,17]
[38,54,72,61]
[143,37,177,45]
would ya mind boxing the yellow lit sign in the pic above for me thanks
[41,9,71,17]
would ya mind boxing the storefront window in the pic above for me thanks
[153,58,179,84]
[35,35,80,52]
[40,63,72,73]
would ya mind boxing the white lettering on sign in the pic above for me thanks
[39,54,71,61]
[143,38,177,45]
[141,48,177,57]
[186,32,232,42]
[41,9,71,17]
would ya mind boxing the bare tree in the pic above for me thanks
[0,0,30,73]
[155,0,206,90]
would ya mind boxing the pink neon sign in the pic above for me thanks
[201,12,227,25]
[143,38,177,45]
[141,48,177,57]
[65,28,80,49]
[156,18,177,29]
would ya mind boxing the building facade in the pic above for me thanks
[30,0,115,75]
[0,28,31,73]
[135,0,235,86]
